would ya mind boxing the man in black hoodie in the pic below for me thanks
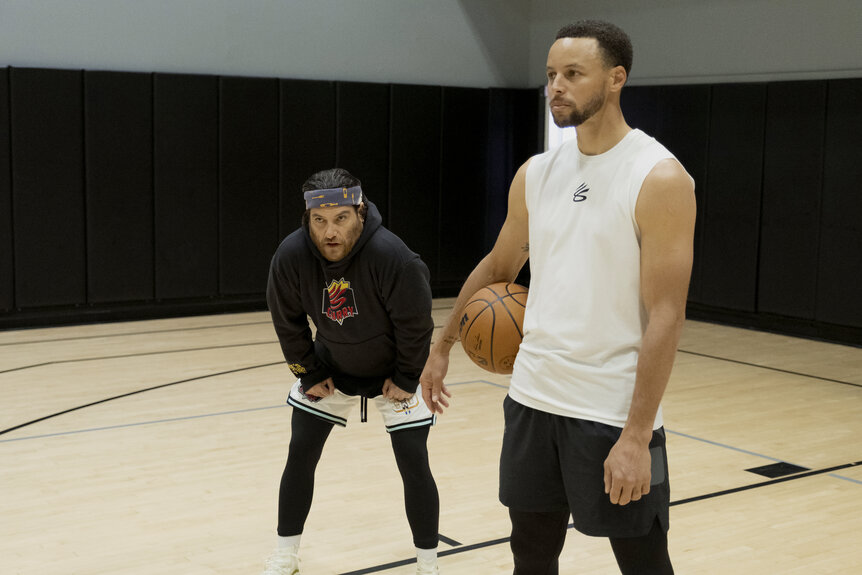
[260,168,440,575]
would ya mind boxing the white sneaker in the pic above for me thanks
[416,558,440,575]
[261,546,300,575]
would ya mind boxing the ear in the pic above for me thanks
[608,65,627,93]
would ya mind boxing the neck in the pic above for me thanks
[575,104,631,156]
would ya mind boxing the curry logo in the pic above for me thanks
[572,182,589,203]
[322,278,359,325]
[288,363,307,376]
[391,395,420,415]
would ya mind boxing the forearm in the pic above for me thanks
[432,255,521,354]
[623,307,685,443]
[267,267,327,383]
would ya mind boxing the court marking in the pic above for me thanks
[0,320,272,347]
[677,348,862,389]
[0,361,284,436]
[0,341,278,375]
[0,404,290,443]
[0,377,501,441]
[0,311,449,347]
[339,458,862,574]
[0,324,450,375]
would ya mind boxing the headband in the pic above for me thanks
[303,186,363,209]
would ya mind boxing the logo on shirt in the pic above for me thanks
[287,363,307,376]
[572,182,589,203]
[322,278,359,325]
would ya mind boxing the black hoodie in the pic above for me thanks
[266,200,433,396]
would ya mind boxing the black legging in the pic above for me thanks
[277,408,439,549]
[509,509,673,575]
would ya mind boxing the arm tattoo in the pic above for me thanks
[522,242,529,254]
[442,335,458,345]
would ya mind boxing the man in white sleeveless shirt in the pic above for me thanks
[421,20,695,574]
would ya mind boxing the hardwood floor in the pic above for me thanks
[1,303,860,574]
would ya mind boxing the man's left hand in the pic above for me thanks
[381,378,413,401]
[603,434,652,506]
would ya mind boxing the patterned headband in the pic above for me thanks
[303,186,363,209]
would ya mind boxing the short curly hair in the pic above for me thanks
[555,20,633,77]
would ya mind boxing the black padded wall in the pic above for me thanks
[654,85,711,305]
[85,71,154,304]
[438,87,489,288]
[487,88,542,251]
[621,86,661,136]
[336,82,391,223]
[153,73,219,300]
[818,79,862,328]
[620,84,712,304]
[279,80,335,238]
[758,81,826,319]
[0,68,12,311]
[389,84,442,282]
[700,83,767,312]
[6,63,858,342]
[10,68,86,308]
[219,76,280,295]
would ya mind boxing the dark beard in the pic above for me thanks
[553,91,606,128]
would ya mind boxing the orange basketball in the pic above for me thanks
[459,282,528,374]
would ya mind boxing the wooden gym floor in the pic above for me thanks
[1,300,861,574]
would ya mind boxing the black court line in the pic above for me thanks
[0,404,291,443]
[0,362,283,437]
[437,534,462,547]
[677,349,862,389]
[0,370,496,439]
[339,459,862,575]
[0,314,449,348]
[0,320,272,347]
[3,329,448,375]
[340,536,510,575]
[0,341,278,375]
[1,326,449,374]
[670,459,862,505]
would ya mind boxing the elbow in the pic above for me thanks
[481,254,524,285]
[647,301,686,335]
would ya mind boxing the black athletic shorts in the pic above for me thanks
[499,395,670,538]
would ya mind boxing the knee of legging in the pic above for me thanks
[390,429,430,460]
[509,509,569,546]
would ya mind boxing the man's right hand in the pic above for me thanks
[304,377,335,399]
[420,350,453,414]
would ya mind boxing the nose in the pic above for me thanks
[324,224,338,240]
[549,75,564,93]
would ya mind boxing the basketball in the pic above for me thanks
[459,282,528,374]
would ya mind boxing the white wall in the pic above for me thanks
[530,0,862,86]
[0,0,530,88]
[3,1,860,89]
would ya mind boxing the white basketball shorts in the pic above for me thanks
[286,380,436,433]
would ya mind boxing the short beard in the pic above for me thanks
[553,90,606,128]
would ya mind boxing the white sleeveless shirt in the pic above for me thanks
[509,129,677,429]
